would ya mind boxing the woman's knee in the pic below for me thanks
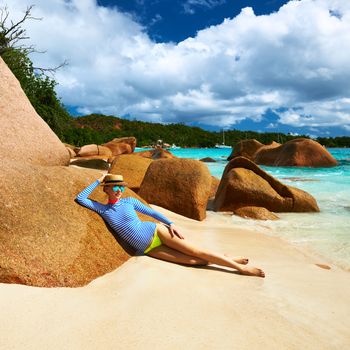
[157,224,207,258]
[147,246,207,266]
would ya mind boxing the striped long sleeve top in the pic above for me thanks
[75,180,173,253]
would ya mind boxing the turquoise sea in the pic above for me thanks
[137,147,350,270]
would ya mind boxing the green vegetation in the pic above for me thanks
[316,136,350,148]
[1,5,350,149]
[69,114,308,147]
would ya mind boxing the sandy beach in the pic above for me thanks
[2,1,350,349]
[1,206,349,350]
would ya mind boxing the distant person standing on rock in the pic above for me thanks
[76,174,265,278]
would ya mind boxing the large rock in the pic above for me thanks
[234,206,279,220]
[228,138,337,167]
[74,155,114,162]
[134,148,176,159]
[200,157,216,162]
[0,57,70,166]
[64,143,76,158]
[213,157,319,213]
[77,144,112,158]
[255,138,338,167]
[227,139,264,161]
[0,161,134,287]
[109,154,153,192]
[253,142,283,165]
[70,158,110,171]
[138,158,212,221]
[209,176,220,199]
[66,147,76,158]
[102,137,136,156]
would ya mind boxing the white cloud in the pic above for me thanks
[276,97,350,129]
[1,0,350,132]
[267,123,277,129]
[183,0,227,15]
[149,13,162,26]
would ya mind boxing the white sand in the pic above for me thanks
[1,207,350,350]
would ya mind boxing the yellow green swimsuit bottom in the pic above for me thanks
[144,229,162,254]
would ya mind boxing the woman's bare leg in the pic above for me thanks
[225,254,249,265]
[147,245,208,266]
[156,224,265,278]
[147,246,248,266]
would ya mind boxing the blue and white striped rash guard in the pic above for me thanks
[76,180,173,253]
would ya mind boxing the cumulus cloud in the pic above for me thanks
[1,0,350,133]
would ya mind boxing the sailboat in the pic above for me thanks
[215,129,231,149]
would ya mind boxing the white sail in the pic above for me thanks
[215,130,231,148]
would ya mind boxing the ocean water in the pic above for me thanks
[165,147,350,270]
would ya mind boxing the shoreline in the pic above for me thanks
[205,211,342,271]
[1,206,349,349]
[223,211,350,273]
[169,207,348,273]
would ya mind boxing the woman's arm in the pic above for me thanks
[130,198,173,225]
[75,177,106,214]
[130,198,184,239]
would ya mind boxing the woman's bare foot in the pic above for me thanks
[224,254,249,265]
[239,266,265,278]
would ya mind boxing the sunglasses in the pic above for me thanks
[112,185,125,192]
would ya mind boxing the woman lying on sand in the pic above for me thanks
[76,174,265,278]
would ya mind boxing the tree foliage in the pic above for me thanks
[67,114,306,147]
[69,114,350,148]
[317,136,350,148]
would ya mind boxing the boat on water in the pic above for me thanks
[215,143,231,149]
[215,130,231,148]
[170,144,181,149]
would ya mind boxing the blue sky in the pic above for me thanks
[96,1,290,43]
[3,0,350,137]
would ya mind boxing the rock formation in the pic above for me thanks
[70,158,110,171]
[109,154,153,192]
[227,139,264,161]
[102,137,136,156]
[209,176,220,199]
[228,138,337,167]
[233,207,279,220]
[138,158,212,221]
[134,147,176,159]
[76,144,112,158]
[213,157,319,218]
[0,58,133,287]
[255,138,338,167]
[0,162,131,287]
[66,147,76,158]
[200,157,216,162]
[0,57,70,166]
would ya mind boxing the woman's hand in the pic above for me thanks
[168,224,184,239]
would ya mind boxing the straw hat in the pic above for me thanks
[100,174,128,187]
